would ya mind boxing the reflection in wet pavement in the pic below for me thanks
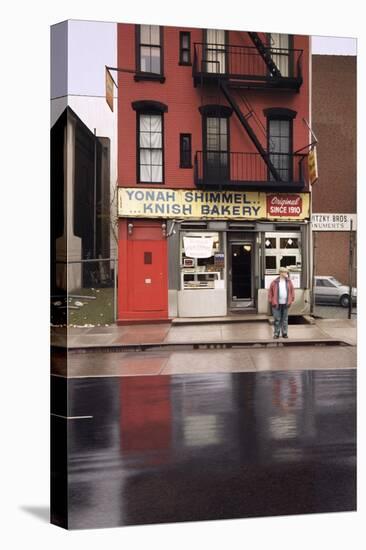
[52,370,356,529]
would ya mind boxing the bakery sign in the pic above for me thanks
[118,188,310,220]
[266,194,303,217]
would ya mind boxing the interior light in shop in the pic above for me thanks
[244,245,252,252]
[287,238,293,245]
[265,239,271,247]
[233,253,237,257]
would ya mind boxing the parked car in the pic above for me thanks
[314,276,357,308]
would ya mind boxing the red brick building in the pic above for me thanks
[312,54,356,285]
[116,24,311,322]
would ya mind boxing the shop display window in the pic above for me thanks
[180,232,225,290]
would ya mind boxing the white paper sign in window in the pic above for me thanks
[183,236,214,258]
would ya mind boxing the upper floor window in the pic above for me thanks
[264,108,297,182]
[180,134,192,168]
[268,33,292,77]
[135,25,164,81]
[138,113,163,183]
[132,101,168,184]
[179,32,191,65]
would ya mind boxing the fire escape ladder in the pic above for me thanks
[247,31,282,78]
[219,80,281,181]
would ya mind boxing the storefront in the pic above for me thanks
[118,188,312,321]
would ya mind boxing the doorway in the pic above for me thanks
[228,241,254,309]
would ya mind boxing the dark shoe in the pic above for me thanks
[282,334,288,338]
[273,334,279,339]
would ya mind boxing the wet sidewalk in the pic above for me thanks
[52,344,357,378]
[51,317,356,350]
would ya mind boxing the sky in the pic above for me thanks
[312,35,357,55]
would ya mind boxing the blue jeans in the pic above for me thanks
[272,304,289,336]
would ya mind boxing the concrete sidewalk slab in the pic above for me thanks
[249,346,357,372]
[164,326,222,343]
[221,322,273,339]
[314,319,357,346]
[171,314,269,324]
[53,351,170,378]
[51,317,357,350]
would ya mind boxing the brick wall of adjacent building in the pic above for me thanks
[312,54,356,284]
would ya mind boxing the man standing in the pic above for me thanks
[268,267,295,339]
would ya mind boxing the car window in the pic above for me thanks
[329,277,342,287]
[322,279,336,288]
[315,279,323,287]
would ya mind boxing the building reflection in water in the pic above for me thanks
[120,376,172,454]
[66,369,356,529]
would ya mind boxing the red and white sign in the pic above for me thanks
[267,195,303,217]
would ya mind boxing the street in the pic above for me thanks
[51,315,357,529]
[314,305,357,320]
[51,366,356,529]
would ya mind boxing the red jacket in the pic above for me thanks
[268,276,295,307]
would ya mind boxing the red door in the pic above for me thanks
[118,219,168,321]
[128,240,166,311]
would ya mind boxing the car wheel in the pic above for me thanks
[340,295,350,308]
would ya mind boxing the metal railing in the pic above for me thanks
[193,42,303,82]
[194,150,307,186]
[51,258,117,326]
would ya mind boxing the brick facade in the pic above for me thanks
[312,55,356,284]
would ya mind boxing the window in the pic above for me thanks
[204,29,226,73]
[265,256,276,270]
[280,255,297,268]
[268,33,292,77]
[138,113,163,183]
[269,119,291,181]
[136,25,164,80]
[132,100,167,183]
[180,232,224,290]
[180,134,192,168]
[144,252,152,264]
[204,116,229,181]
[179,32,191,65]
[265,237,276,249]
[328,277,342,287]
[264,232,302,277]
[322,279,337,288]
[264,108,296,183]
[279,237,299,249]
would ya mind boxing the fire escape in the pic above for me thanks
[193,32,307,190]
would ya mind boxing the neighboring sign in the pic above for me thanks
[105,67,114,112]
[308,147,318,185]
[118,188,310,221]
[183,236,214,258]
[312,213,357,231]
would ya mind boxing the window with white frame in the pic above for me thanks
[264,232,302,275]
[138,113,163,183]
